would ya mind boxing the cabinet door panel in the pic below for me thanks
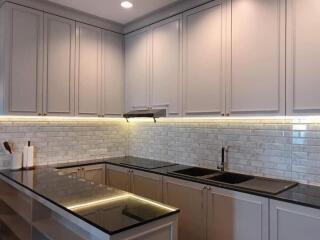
[227,0,285,115]
[163,177,206,240]
[75,23,102,116]
[106,165,130,192]
[102,31,124,116]
[270,200,320,240]
[207,187,269,240]
[60,167,79,178]
[125,29,149,111]
[3,4,43,114]
[83,164,105,185]
[44,14,75,116]
[183,1,226,116]
[131,170,163,202]
[287,0,320,114]
[150,15,182,115]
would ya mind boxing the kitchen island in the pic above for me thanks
[0,167,179,240]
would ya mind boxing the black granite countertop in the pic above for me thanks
[2,156,318,239]
[0,166,179,235]
[56,156,320,210]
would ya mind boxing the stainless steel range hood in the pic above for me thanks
[123,109,166,122]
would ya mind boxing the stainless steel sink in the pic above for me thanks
[169,167,297,194]
[206,172,254,184]
[169,167,220,177]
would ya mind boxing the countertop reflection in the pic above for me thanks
[0,167,178,235]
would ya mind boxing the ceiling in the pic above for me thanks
[48,0,180,24]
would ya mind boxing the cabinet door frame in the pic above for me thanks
[101,30,125,117]
[125,27,150,112]
[286,0,320,115]
[43,13,75,116]
[2,3,43,115]
[225,0,286,116]
[59,166,80,178]
[83,163,106,185]
[270,199,320,240]
[149,14,183,116]
[0,5,5,114]
[182,0,227,117]
[162,176,207,240]
[75,22,102,117]
[105,164,131,191]
[131,169,163,202]
[208,186,269,240]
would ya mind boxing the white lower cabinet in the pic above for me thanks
[270,200,320,240]
[82,164,106,185]
[207,187,269,240]
[163,176,269,240]
[61,164,320,240]
[162,177,207,240]
[60,164,106,185]
[131,169,163,202]
[106,164,163,202]
[106,164,131,192]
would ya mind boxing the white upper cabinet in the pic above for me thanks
[183,1,226,116]
[0,3,124,118]
[1,3,43,115]
[150,15,182,116]
[286,0,320,115]
[75,22,102,116]
[226,0,286,116]
[125,15,182,115]
[102,31,124,116]
[43,14,75,116]
[125,29,149,111]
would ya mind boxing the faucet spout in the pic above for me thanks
[217,146,228,172]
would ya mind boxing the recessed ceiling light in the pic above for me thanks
[121,1,133,9]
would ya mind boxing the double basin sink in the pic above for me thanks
[169,167,297,194]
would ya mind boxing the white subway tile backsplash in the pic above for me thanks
[127,120,320,186]
[0,119,127,167]
[3,118,320,185]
